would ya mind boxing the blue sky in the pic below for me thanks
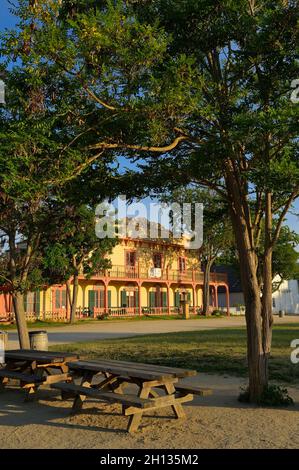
[1,1,18,29]
[1,1,298,234]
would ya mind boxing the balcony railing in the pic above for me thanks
[93,265,227,284]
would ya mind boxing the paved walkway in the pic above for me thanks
[6,315,298,349]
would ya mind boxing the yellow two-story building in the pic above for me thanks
[0,233,229,321]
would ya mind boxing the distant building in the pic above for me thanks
[272,278,299,314]
[216,266,299,315]
[214,266,244,312]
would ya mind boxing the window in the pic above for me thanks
[24,291,40,313]
[53,288,67,310]
[88,289,105,310]
[121,288,138,308]
[149,288,167,307]
[179,257,186,272]
[126,251,136,267]
[153,253,162,268]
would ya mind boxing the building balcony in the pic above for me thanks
[87,265,228,285]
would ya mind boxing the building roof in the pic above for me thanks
[213,265,242,293]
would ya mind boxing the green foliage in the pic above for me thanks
[239,384,294,407]
[41,204,116,285]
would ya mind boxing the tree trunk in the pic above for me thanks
[66,280,72,321]
[203,259,212,315]
[12,292,30,349]
[70,273,79,324]
[225,167,269,402]
[239,256,267,402]
[260,191,274,383]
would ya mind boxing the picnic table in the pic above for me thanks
[52,359,212,433]
[0,349,79,401]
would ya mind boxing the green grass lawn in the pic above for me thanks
[51,323,299,384]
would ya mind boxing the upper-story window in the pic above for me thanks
[126,251,136,268]
[153,253,162,269]
[179,256,186,272]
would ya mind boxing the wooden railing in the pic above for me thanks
[94,266,227,284]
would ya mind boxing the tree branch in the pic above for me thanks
[87,135,190,153]
[272,188,299,246]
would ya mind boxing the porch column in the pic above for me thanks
[215,285,219,309]
[138,282,142,316]
[225,284,230,316]
[192,285,196,314]
[210,286,215,310]
[104,281,108,314]
[167,284,170,315]
[42,290,46,321]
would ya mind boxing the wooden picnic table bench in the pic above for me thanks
[0,349,79,400]
[51,359,212,433]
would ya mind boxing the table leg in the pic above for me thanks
[163,382,186,419]
[23,367,45,402]
[0,377,8,390]
[71,371,94,413]
[127,385,151,433]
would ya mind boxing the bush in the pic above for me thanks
[97,313,109,320]
[211,309,223,316]
[239,384,294,407]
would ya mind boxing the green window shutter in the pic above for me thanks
[187,292,191,304]
[149,291,156,307]
[162,291,167,307]
[100,290,104,308]
[61,290,67,308]
[135,290,139,307]
[108,290,112,308]
[55,290,60,309]
[121,290,127,307]
[175,291,180,307]
[88,290,96,312]
[35,290,40,315]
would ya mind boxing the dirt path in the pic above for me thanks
[0,374,298,449]
[6,315,299,349]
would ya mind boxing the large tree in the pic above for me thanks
[130,0,299,402]
[4,0,298,402]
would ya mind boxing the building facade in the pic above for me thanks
[0,236,230,321]
[272,278,299,314]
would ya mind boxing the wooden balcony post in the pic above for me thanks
[192,286,196,315]
[138,283,142,316]
[215,285,218,309]
[167,284,170,315]
[225,284,230,316]
[104,282,108,314]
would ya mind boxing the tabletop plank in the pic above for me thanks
[67,360,176,381]
[82,358,197,378]
[5,350,79,364]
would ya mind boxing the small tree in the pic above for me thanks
[161,187,233,315]
[42,204,116,323]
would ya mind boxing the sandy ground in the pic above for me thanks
[6,315,299,349]
[0,374,298,449]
